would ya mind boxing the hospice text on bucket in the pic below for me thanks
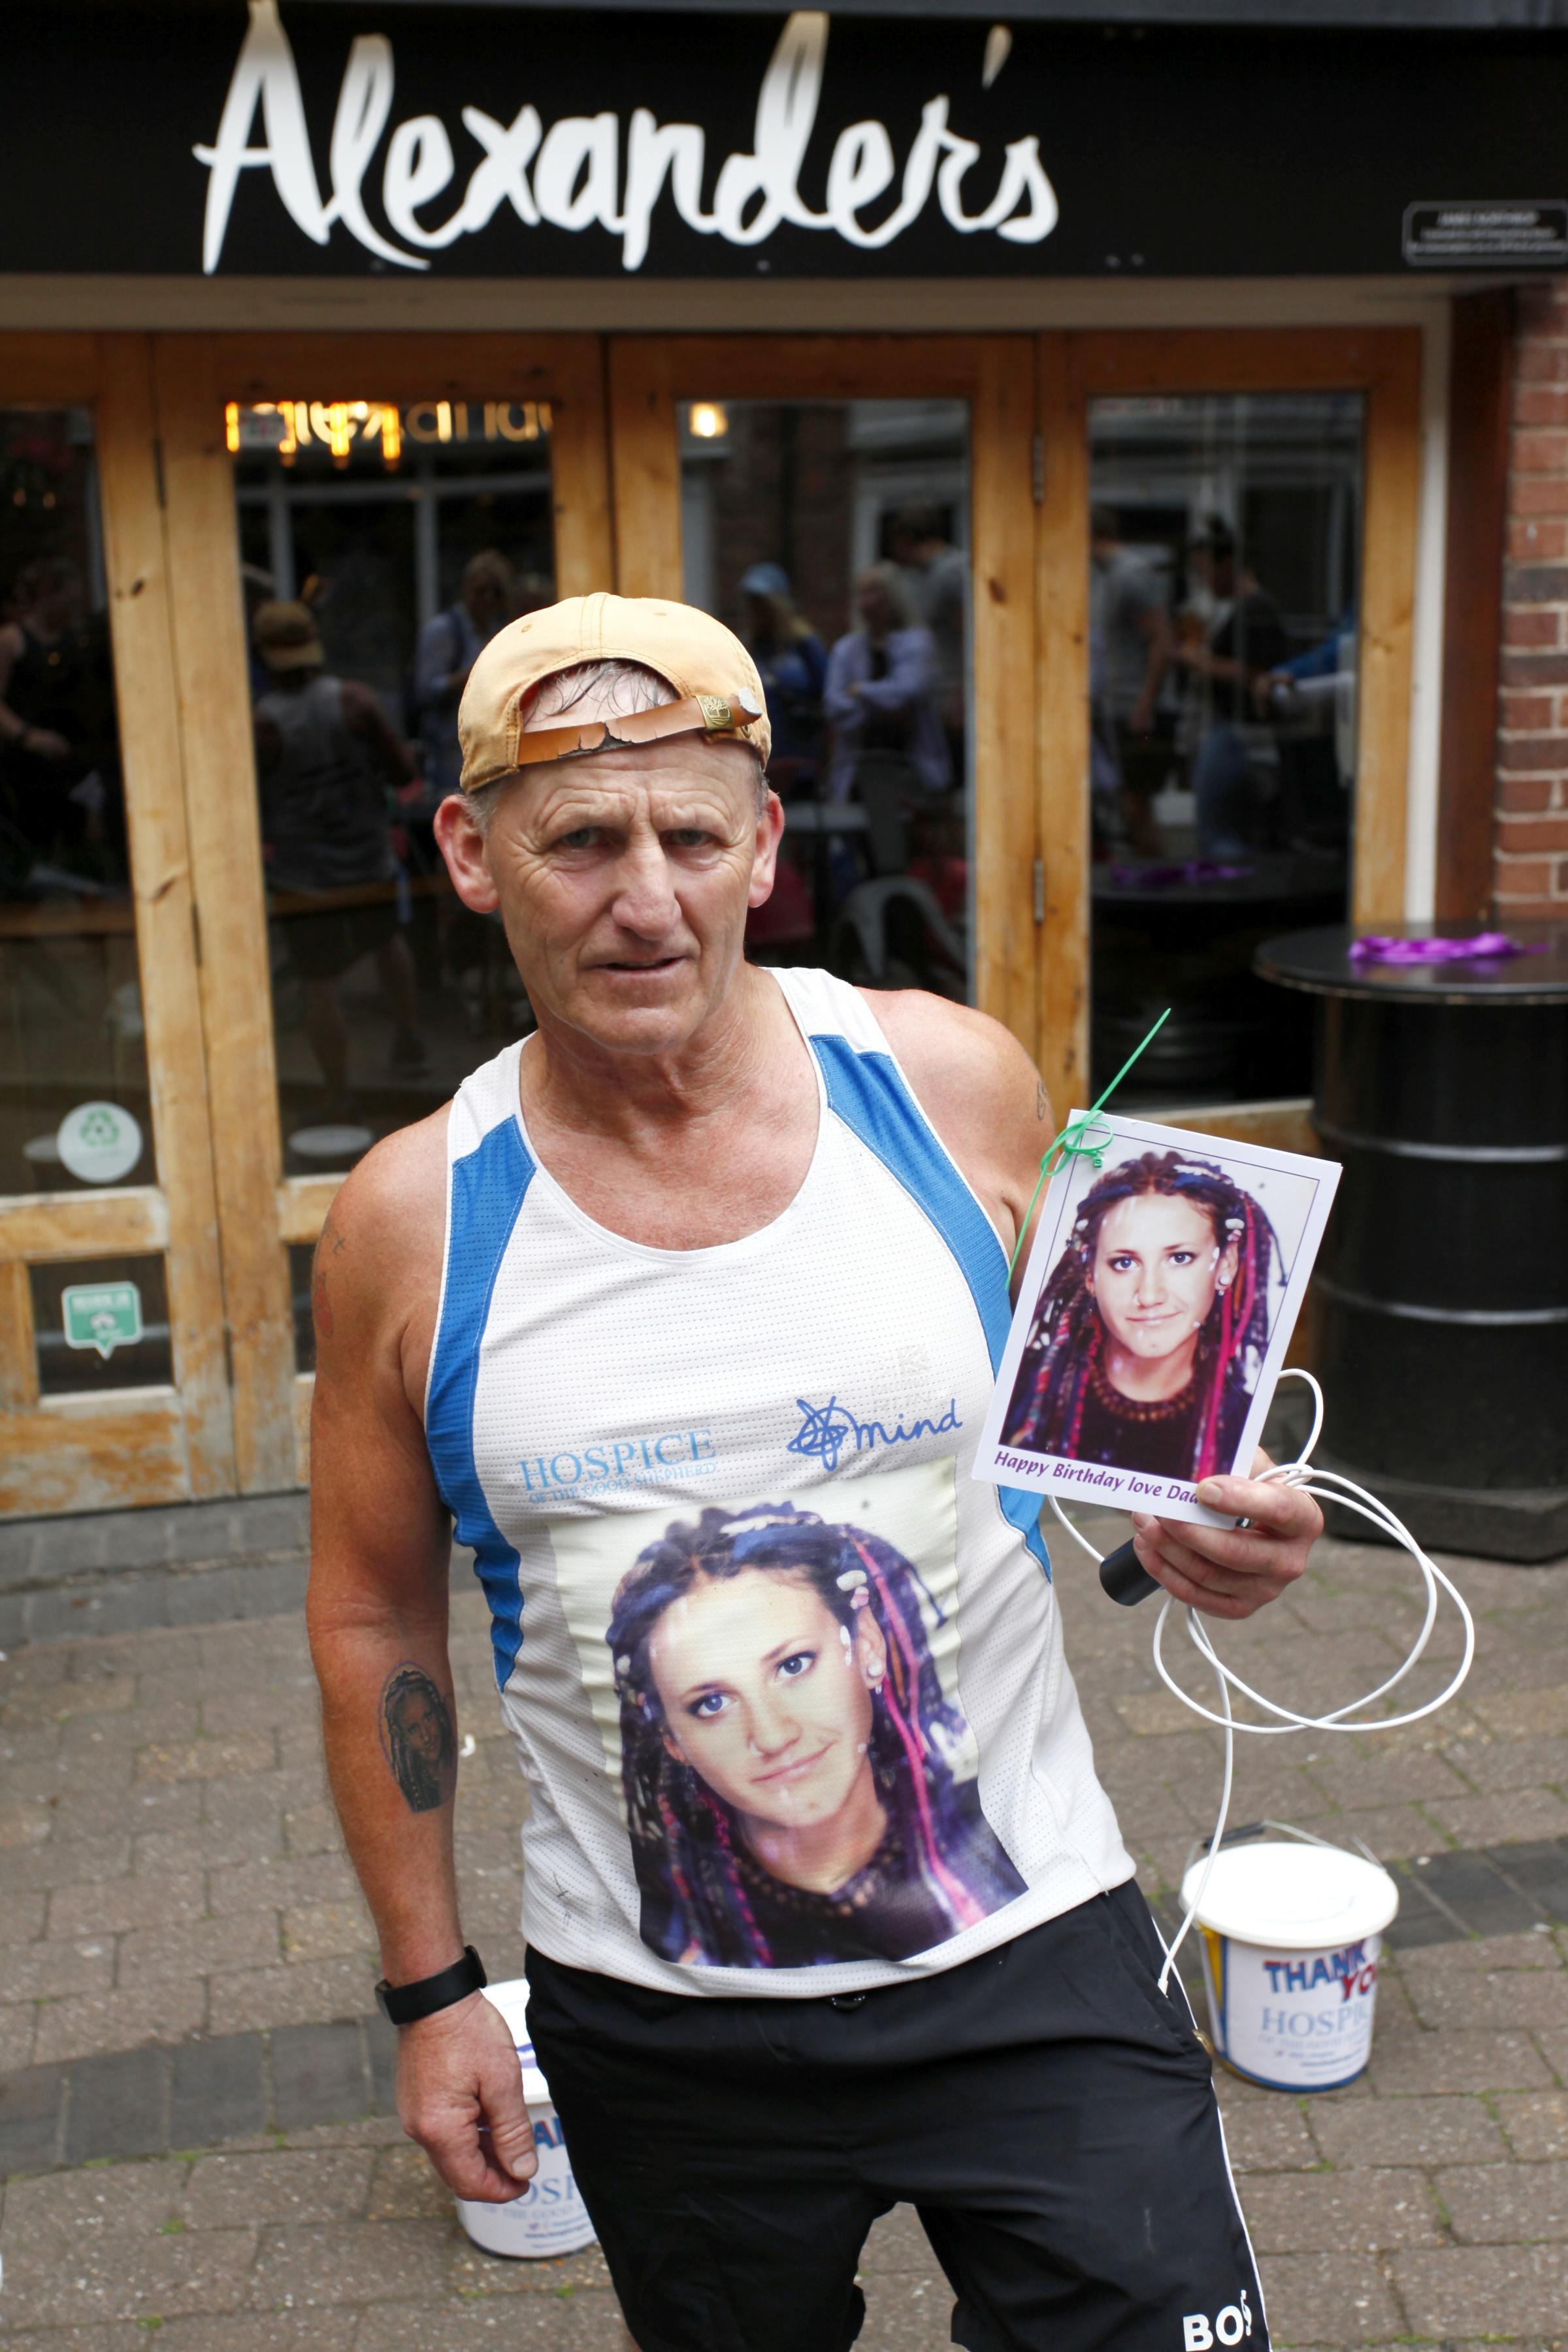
[195,2,1060,273]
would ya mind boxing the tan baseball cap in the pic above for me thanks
[457,592,771,794]
[252,599,324,672]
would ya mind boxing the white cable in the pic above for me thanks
[1049,1369,1475,1993]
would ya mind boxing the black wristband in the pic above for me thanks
[376,1944,487,2027]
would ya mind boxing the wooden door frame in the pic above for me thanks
[606,334,1040,1043]
[154,332,614,1488]
[1035,326,1424,1123]
[0,331,234,1514]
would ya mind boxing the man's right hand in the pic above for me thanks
[397,1989,538,2202]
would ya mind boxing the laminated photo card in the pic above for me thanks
[974,1113,1340,1529]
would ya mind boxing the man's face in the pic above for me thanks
[465,575,508,628]
[438,735,781,1058]
[857,575,893,632]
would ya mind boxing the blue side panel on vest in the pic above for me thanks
[426,1118,536,1690]
[810,1034,1052,1577]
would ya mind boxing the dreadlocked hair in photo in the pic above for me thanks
[1005,1148,1275,1482]
[605,1503,1003,1968]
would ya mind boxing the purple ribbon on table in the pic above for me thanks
[1348,933,1548,966]
[1110,860,1254,888]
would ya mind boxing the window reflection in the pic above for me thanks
[1088,393,1363,1104]
[683,399,972,1001]
[231,395,555,1171]
[0,408,150,1198]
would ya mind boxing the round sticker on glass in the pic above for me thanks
[56,1102,144,1186]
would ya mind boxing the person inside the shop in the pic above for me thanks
[889,506,968,783]
[736,561,826,798]
[736,562,821,959]
[305,591,1322,2352]
[1089,505,1174,857]
[251,598,429,1094]
[823,559,949,804]
[410,552,547,1028]
[0,557,123,890]
[1252,602,1359,853]
[1172,517,1287,861]
[411,549,516,802]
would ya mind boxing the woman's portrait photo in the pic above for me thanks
[604,1499,1025,1970]
[980,1117,1337,1514]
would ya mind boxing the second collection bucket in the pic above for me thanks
[1179,1830,1399,2093]
[453,1978,597,2258]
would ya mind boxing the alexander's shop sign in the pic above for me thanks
[4,1,1567,279]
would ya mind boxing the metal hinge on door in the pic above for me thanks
[1032,858,1045,924]
[1032,432,1044,506]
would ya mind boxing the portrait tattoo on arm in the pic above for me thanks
[379,1663,459,1814]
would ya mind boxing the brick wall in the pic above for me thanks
[1496,283,1568,918]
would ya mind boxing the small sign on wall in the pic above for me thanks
[61,1281,144,1361]
[56,1102,144,1186]
[1403,200,1568,265]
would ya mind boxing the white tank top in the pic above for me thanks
[427,969,1132,1999]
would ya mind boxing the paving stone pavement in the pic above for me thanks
[1,1511,1566,2347]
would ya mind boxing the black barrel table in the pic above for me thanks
[1256,924,1568,1561]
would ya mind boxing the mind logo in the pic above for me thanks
[787,1394,960,1474]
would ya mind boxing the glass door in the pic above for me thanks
[153,333,613,1491]
[682,394,973,998]
[1086,389,1365,1107]
[1035,329,1423,1134]
[608,338,1039,1043]
[0,337,231,1516]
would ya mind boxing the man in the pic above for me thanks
[0,557,122,885]
[410,548,516,799]
[1088,506,1173,857]
[308,593,1320,2352]
[822,561,948,800]
[889,505,968,774]
[1173,519,1288,861]
[252,598,427,1088]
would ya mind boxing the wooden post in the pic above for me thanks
[970,338,1040,1053]
[1354,338,1424,930]
[550,335,616,594]
[95,332,236,1499]
[0,1261,39,1413]
[608,340,683,598]
[1034,333,1091,1120]
[152,333,298,1494]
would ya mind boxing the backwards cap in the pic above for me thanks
[457,592,772,794]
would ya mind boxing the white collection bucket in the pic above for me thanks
[1179,1832,1399,2093]
[454,1979,596,2258]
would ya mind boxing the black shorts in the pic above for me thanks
[276,894,400,981]
[524,1882,1267,2352]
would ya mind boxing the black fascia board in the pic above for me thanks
[289,0,1568,24]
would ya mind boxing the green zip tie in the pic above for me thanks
[1005,1007,1173,1282]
